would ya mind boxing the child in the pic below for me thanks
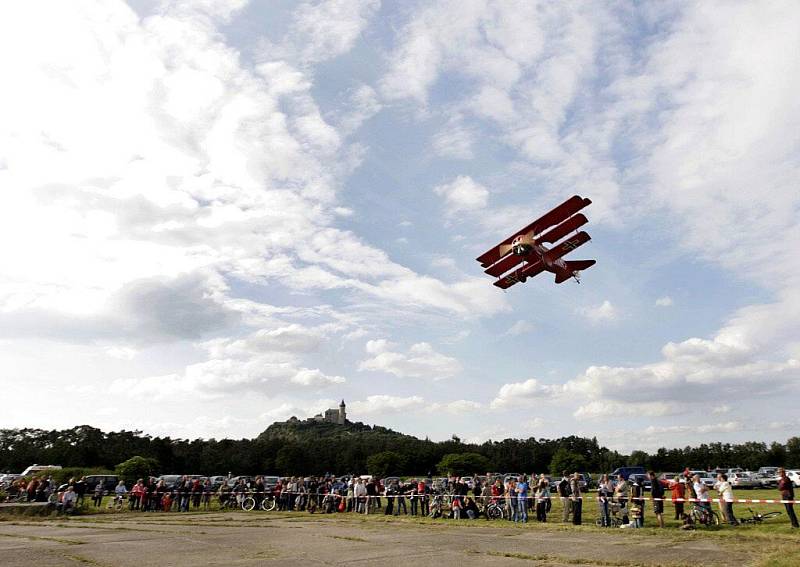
[451,497,462,520]
[162,492,172,512]
[630,503,643,528]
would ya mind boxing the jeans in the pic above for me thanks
[516,498,528,523]
[599,499,610,527]
[785,503,799,528]
[511,497,518,522]
[724,501,737,525]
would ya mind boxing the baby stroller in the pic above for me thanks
[596,500,627,527]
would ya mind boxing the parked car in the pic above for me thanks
[729,472,758,489]
[262,476,280,489]
[84,475,119,495]
[787,470,800,487]
[609,466,646,480]
[756,467,779,488]
[157,475,183,489]
[628,473,652,491]
[208,476,227,490]
[658,472,678,483]
[227,475,252,488]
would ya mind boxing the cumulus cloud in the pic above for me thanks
[490,378,561,409]
[504,320,534,336]
[655,296,674,307]
[349,395,425,415]
[358,339,462,379]
[577,300,617,324]
[573,400,685,420]
[433,175,489,215]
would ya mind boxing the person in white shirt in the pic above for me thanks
[716,474,738,526]
[61,486,77,512]
[692,474,711,517]
[353,479,368,514]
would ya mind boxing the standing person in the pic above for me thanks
[535,474,550,522]
[670,477,686,520]
[716,473,737,526]
[613,474,629,524]
[557,472,571,523]
[507,477,518,522]
[75,477,87,506]
[630,476,644,527]
[570,472,582,525]
[516,475,529,523]
[597,474,612,527]
[692,474,711,520]
[93,481,104,507]
[648,471,665,528]
[777,468,799,528]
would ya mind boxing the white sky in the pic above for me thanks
[1,0,799,452]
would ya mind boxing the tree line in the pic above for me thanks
[1,423,798,478]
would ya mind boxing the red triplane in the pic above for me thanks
[476,195,595,289]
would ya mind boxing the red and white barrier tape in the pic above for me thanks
[124,490,799,505]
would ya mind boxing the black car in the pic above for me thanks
[84,475,119,495]
[627,473,652,491]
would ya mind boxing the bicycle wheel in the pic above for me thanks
[759,511,781,521]
[261,496,276,511]
[241,496,256,511]
[708,511,720,526]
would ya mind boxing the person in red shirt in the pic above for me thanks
[777,468,798,528]
[670,477,686,520]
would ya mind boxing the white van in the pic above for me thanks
[20,464,62,476]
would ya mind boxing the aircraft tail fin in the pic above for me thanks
[554,260,596,284]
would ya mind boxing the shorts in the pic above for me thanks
[653,500,664,514]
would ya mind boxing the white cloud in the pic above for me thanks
[712,404,731,415]
[655,296,674,307]
[578,300,617,324]
[261,0,380,65]
[428,400,483,414]
[505,320,534,336]
[490,378,561,409]
[573,400,685,420]
[359,339,461,379]
[432,116,475,159]
[349,395,425,415]
[433,175,489,215]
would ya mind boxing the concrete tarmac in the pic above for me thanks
[0,511,754,566]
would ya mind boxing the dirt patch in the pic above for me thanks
[0,512,772,567]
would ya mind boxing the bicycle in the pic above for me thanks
[485,500,505,520]
[690,504,720,527]
[738,507,781,525]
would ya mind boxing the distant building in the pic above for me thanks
[291,400,347,425]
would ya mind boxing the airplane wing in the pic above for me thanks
[484,252,525,278]
[484,214,589,278]
[538,213,588,244]
[476,195,591,268]
[493,260,545,289]
[543,231,591,264]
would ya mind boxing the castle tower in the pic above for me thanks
[338,399,346,425]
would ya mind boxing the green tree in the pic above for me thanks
[115,456,159,485]
[366,451,406,478]
[786,437,800,468]
[549,448,588,475]
[437,453,490,476]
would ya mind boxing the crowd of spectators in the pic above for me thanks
[2,468,796,529]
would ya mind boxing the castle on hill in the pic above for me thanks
[287,399,347,425]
